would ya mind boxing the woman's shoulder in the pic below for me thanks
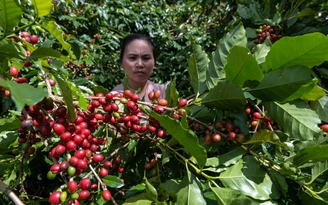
[148,81,167,91]
[111,83,124,93]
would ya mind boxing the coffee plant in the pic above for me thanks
[1,0,328,205]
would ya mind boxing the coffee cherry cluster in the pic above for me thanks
[254,24,281,45]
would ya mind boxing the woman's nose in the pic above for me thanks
[136,58,143,67]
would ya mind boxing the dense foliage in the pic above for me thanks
[1,0,328,205]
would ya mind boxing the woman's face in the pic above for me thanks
[120,39,155,88]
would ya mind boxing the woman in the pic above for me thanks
[111,33,166,102]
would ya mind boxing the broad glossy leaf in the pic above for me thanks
[291,8,315,19]
[0,0,23,35]
[189,105,216,124]
[42,21,71,52]
[237,1,263,23]
[0,40,26,60]
[0,132,18,155]
[0,78,48,111]
[253,38,271,66]
[207,23,247,89]
[299,190,328,205]
[305,161,328,185]
[29,47,62,60]
[51,73,76,122]
[0,113,20,132]
[31,0,53,17]
[205,147,246,168]
[225,46,263,87]
[248,66,312,102]
[159,179,180,199]
[293,145,328,166]
[144,177,158,202]
[230,110,249,135]
[300,84,326,101]
[149,112,207,169]
[188,43,208,97]
[165,76,179,107]
[263,33,328,72]
[310,96,328,122]
[264,100,321,141]
[243,130,289,149]
[102,175,124,188]
[210,187,258,205]
[219,156,280,200]
[123,192,153,205]
[67,81,88,111]
[176,167,206,205]
[202,81,246,111]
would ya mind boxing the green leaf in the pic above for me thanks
[219,156,280,200]
[301,84,326,102]
[225,46,263,87]
[102,175,124,188]
[243,130,289,149]
[42,21,71,52]
[263,33,328,72]
[310,96,328,122]
[205,147,246,168]
[0,132,18,155]
[291,8,315,19]
[202,81,246,111]
[123,192,153,205]
[165,76,179,107]
[237,1,263,23]
[188,43,208,97]
[305,161,328,185]
[0,40,26,60]
[189,105,217,124]
[0,78,48,111]
[264,100,322,141]
[159,179,180,199]
[253,39,271,66]
[207,23,247,89]
[299,190,328,205]
[248,66,312,102]
[149,112,207,169]
[31,0,53,17]
[210,187,259,205]
[51,72,76,122]
[144,177,158,202]
[0,113,21,132]
[176,165,207,205]
[158,144,171,166]
[293,145,328,166]
[29,47,62,60]
[0,0,23,35]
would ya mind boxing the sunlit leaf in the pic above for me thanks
[0,0,23,35]
[243,130,289,149]
[294,145,328,166]
[202,81,246,111]
[263,33,328,72]
[31,0,53,17]
[207,23,247,89]
[219,156,280,200]
[42,21,71,52]
[248,66,312,102]
[310,96,328,122]
[264,100,321,141]
[176,165,207,205]
[149,112,207,169]
[305,161,328,185]
[210,187,258,205]
[102,175,124,188]
[225,46,263,87]
[188,43,208,97]
[0,78,48,111]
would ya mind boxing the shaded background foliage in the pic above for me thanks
[1,0,328,204]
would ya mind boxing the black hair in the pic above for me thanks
[119,33,157,63]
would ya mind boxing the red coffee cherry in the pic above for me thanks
[102,190,112,201]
